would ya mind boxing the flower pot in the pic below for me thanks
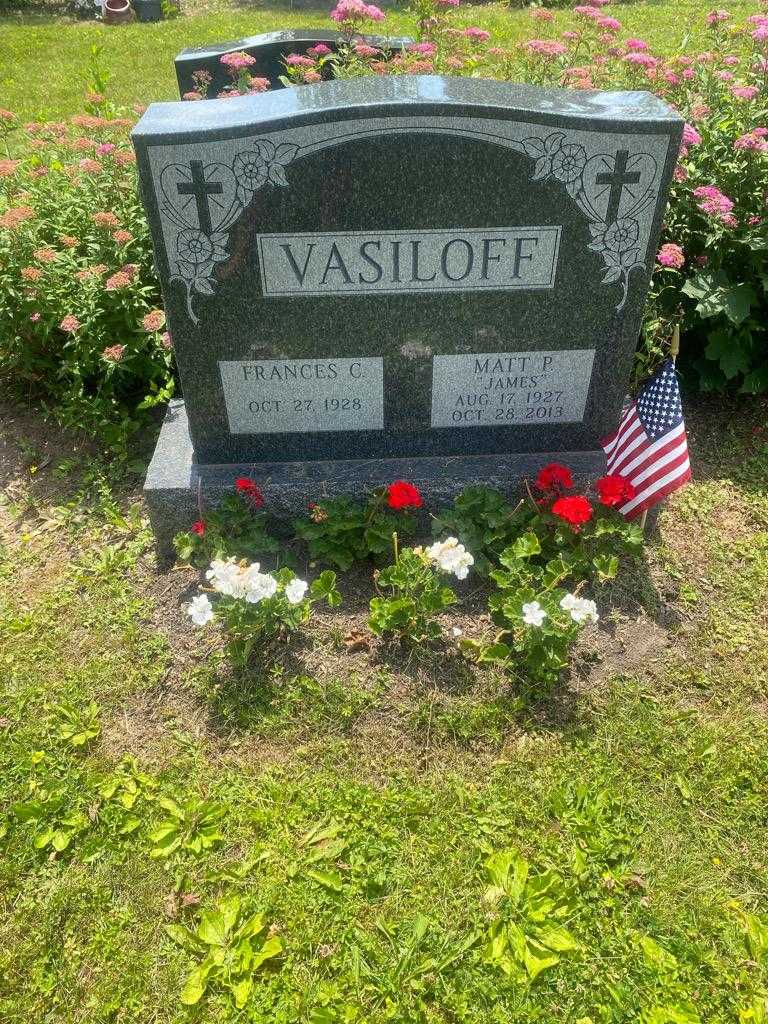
[133,0,164,21]
[103,0,134,23]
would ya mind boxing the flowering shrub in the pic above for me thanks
[0,101,173,438]
[293,482,422,570]
[173,478,280,567]
[187,558,340,665]
[266,0,768,393]
[457,464,641,685]
[369,536,473,643]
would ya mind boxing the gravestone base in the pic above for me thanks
[145,400,607,561]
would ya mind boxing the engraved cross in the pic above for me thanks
[176,160,223,236]
[595,150,641,226]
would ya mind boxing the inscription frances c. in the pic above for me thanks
[257,227,562,297]
[219,357,384,435]
[431,350,596,428]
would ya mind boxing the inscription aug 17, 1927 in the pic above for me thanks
[431,350,596,429]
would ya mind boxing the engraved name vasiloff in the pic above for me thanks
[257,227,562,298]
[220,357,384,435]
[431,350,596,428]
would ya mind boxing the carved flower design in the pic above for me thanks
[233,139,299,202]
[550,142,587,185]
[588,217,640,255]
[176,228,229,268]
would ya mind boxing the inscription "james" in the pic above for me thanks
[431,350,595,428]
[257,227,562,298]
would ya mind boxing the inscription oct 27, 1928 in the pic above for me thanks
[219,357,385,435]
[257,227,562,297]
[431,350,596,428]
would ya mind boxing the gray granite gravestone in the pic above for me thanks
[131,75,682,554]
[175,30,411,98]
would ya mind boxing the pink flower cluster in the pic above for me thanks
[220,52,257,71]
[734,127,768,151]
[526,39,568,57]
[330,0,384,24]
[693,185,735,223]
[657,243,685,268]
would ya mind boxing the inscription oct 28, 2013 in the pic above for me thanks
[219,357,384,435]
[431,350,596,428]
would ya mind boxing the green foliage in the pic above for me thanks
[369,546,456,644]
[210,567,341,665]
[481,849,579,983]
[148,796,226,860]
[165,896,283,1007]
[294,493,416,570]
[0,108,172,441]
[173,494,280,567]
[431,486,531,575]
[55,699,101,747]
[460,494,640,685]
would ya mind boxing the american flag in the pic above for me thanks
[601,358,691,519]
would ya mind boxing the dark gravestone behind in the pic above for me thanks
[132,76,682,554]
[175,30,412,98]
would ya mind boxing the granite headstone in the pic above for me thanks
[131,75,682,554]
[174,30,411,98]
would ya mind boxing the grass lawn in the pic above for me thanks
[2,0,768,1017]
[1,391,768,1022]
[0,0,759,117]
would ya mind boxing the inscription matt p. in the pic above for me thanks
[257,227,562,298]
[431,350,596,428]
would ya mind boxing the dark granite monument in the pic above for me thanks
[174,30,411,98]
[131,75,682,553]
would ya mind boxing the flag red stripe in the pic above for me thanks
[605,414,645,471]
[601,404,636,454]
[610,421,686,478]
[620,455,691,517]
[624,467,692,519]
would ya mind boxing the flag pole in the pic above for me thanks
[638,322,681,532]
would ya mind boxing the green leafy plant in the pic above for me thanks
[173,493,280,567]
[461,531,587,686]
[0,103,172,442]
[165,896,283,1007]
[294,483,422,571]
[148,795,226,860]
[12,786,90,854]
[369,542,459,644]
[189,561,341,665]
[55,700,101,747]
[481,849,579,983]
[431,486,532,575]
[98,756,158,838]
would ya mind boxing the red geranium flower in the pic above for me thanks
[191,519,205,536]
[535,462,574,491]
[235,477,264,508]
[551,494,594,527]
[386,480,424,510]
[596,473,636,507]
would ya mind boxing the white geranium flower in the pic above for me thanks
[559,593,599,624]
[244,570,278,604]
[522,600,547,627]
[206,557,245,597]
[425,537,474,580]
[284,578,309,605]
[187,593,214,626]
